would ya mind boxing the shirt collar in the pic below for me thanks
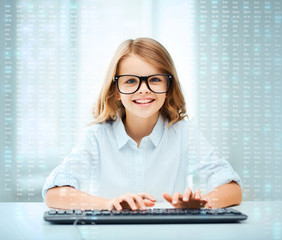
[113,114,166,150]
[147,114,165,148]
[113,118,131,149]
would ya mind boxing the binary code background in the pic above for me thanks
[0,0,281,201]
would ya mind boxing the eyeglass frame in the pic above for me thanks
[114,74,173,95]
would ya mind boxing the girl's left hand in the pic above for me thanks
[162,188,212,208]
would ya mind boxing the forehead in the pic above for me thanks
[118,54,160,76]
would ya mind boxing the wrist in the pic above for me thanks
[97,197,112,210]
[84,195,110,210]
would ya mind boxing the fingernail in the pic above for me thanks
[183,197,188,201]
[173,200,177,204]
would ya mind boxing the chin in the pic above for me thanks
[134,111,160,120]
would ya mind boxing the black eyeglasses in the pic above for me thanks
[114,74,172,94]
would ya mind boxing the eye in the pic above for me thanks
[149,77,162,83]
[125,78,138,84]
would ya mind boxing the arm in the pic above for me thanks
[45,186,156,210]
[45,186,110,210]
[43,128,102,210]
[183,121,243,208]
[202,181,242,208]
[163,181,242,209]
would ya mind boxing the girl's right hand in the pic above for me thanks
[106,192,156,211]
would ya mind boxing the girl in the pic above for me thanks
[42,38,242,211]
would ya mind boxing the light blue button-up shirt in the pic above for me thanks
[42,115,242,202]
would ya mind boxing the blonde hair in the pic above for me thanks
[89,37,188,127]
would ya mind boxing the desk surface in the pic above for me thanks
[0,201,281,240]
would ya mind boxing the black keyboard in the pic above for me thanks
[44,208,248,224]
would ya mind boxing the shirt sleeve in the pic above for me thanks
[41,127,99,200]
[184,120,243,192]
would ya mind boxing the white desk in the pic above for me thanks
[0,201,281,240]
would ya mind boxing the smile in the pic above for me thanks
[133,99,155,104]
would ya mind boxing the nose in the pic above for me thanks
[138,80,150,93]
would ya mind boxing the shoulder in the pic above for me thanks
[167,118,203,146]
[169,117,199,135]
[80,121,114,142]
[85,121,113,133]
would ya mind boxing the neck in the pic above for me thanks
[124,113,159,147]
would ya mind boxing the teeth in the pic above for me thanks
[135,99,153,104]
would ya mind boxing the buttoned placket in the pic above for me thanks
[133,138,148,194]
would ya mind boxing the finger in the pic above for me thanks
[183,188,192,202]
[138,192,156,202]
[201,197,211,208]
[162,192,173,203]
[131,194,146,210]
[172,192,181,205]
[194,189,201,200]
[207,198,213,208]
[143,199,155,207]
[112,199,123,211]
[125,197,138,210]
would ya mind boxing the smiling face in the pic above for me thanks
[116,54,167,122]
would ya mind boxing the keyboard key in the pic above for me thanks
[85,211,94,216]
[66,209,73,214]
[74,209,82,215]
[57,210,65,215]
[48,210,57,215]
